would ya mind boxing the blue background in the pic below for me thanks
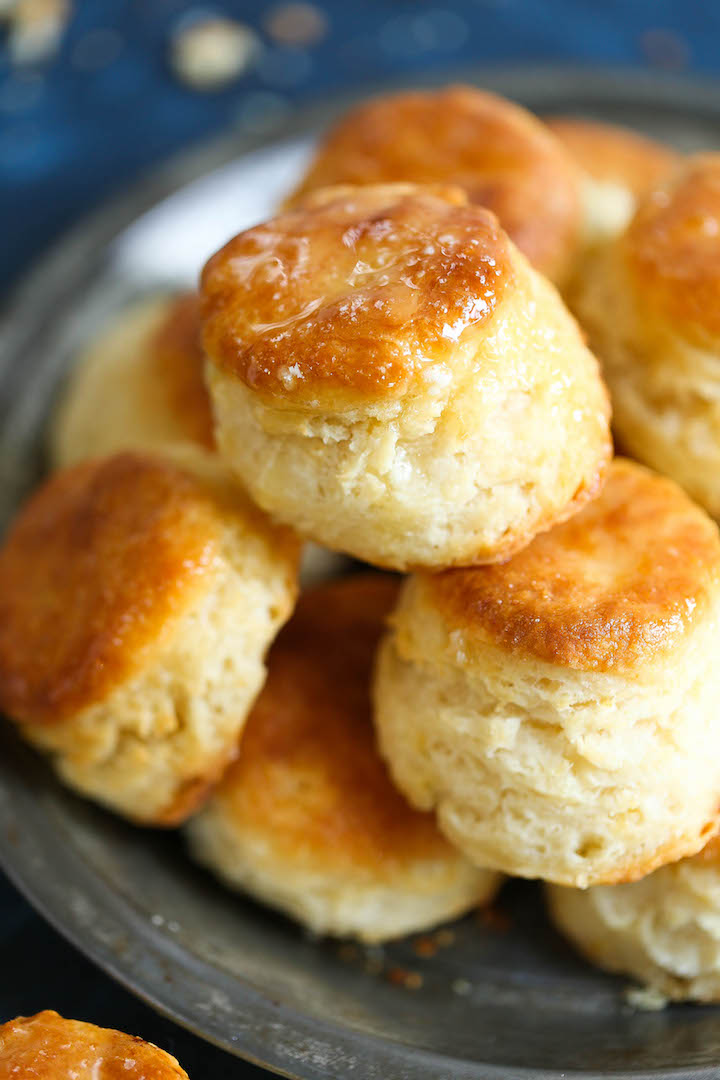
[0,2,717,1076]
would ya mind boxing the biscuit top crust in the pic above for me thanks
[546,117,679,196]
[0,453,223,725]
[622,155,720,342]
[213,574,460,873]
[0,1011,189,1080]
[424,459,720,673]
[149,292,215,449]
[201,182,514,406]
[288,85,582,281]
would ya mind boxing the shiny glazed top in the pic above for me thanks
[0,1011,189,1079]
[201,183,513,407]
[287,85,582,282]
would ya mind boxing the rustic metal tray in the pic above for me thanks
[2,67,720,1079]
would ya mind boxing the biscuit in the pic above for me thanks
[187,575,500,942]
[202,182,611,570]
[546,116,680,247]
[0,447,300,825]
[547,837,720,1002]
[288,85,583,284]
[573,154,720,517]
[374,459,720,887]
[52,292,214,466]
[51,292,344,585]
[0,1011,189,1079]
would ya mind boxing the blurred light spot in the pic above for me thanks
[0,70,44,111]
[235,90,289,133]
[265,2,327,47]
[380,10,467,57]
[72,27,123,71]
[257,46,311,87]
[640,28,689,71]
[4,0,70,65]
[170,14,261,91]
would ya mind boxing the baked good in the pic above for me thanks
[374,459,720,887]
[0,447,299,825]
[288,85,583,283]
[202,182,611,570]
[52,292,214,466]
[573,154,720,517]
[547,837,720,1002]
[547,116,680,247]
[51,291,344,585]
[0,1010,189,1079]
[187,574,500,942]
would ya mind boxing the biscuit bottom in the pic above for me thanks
[188,803,499,943]
[547,839,720,1002]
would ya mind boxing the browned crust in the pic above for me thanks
[288,85,582,281]
[152,747,240,827]
[425,459,720,672]
[546,116,680,196]
[0,1011,189,1079]
[623,153,720,342]
[148,291,215,449]
[687,830,720,867]
[212,574,462,873]
[593,815,720,886]
[0,453,220,724]
[201,183,514,405]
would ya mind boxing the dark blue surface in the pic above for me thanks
[1,0,714,293]
[0,2,718,1075]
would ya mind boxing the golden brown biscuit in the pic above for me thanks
[574,154,720,517]
[547,836,720,1003]
[52,293,214,466]
[374,459,720,888]
[187,575,500,942]
[202,183,611,570]
[51,292,345,586]
[0,447,300,824]
[288,85,583,284]
[0,1011,189,1079]
[546,116,680,246]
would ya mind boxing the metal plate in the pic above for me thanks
[2,68,720,1080]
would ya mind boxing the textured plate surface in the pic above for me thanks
[2,68,720,1080]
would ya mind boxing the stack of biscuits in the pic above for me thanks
[3,84,720,1002]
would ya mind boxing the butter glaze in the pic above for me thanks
[201,183,513,405]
